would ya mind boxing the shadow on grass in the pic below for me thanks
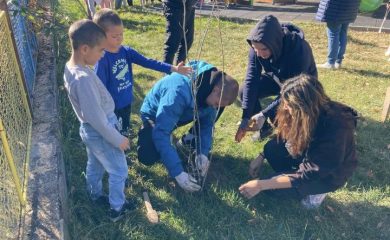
[130,150,390,239]
[129,153,255,239]
[343,67,390,79]
[346,116,390,190]
[349,35,379,47]
[62,109,389,239]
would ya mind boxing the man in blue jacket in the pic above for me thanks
[235,15,318,143]
[137,61,239,192]
[316,0,360,69]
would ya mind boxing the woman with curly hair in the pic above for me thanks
[239,74,358,208]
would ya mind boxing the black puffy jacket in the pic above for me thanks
[316,0,360,23]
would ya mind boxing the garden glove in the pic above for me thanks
[249,112,266,131]
[175,172,201,192]
[195,154,210,177]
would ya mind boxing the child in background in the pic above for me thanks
[85,0,113,19]
[64,19,133,222]
[93,9,192,136]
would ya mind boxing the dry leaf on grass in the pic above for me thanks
[247,218,260,224]
[377,222,383,229]
[326,205,335,213]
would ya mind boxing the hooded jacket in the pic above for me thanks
[242,15,317,119]
[316,0,360,23]
[140,60,219,177]
[287,102,358,195]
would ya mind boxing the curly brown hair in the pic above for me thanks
[275,74,330,157]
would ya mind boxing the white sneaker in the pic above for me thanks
[301,193,327,209]
[334,62,342,69]
[317,62,335,69]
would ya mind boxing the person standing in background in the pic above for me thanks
[316,0,360,70]
[162,0,196,65]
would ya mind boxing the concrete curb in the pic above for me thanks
[21,31,69,240]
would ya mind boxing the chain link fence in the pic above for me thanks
[0,2,34,238]
[8,0,38,100]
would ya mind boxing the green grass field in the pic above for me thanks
[57,1,390,239]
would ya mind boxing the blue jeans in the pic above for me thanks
[79,114,128,211]
[326,22,349,64]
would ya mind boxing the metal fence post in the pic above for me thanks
[0,118,26,206]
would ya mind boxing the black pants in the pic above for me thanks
[137,108,224,166]
[262,137,337,198]
[136,119,193,166]
[114,104,132,134]
[163,2,195,65]
[239,74,280,121]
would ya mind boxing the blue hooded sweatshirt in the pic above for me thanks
[140,60,217,177]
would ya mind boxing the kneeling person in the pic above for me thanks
[137,61,239,192]
[239,74,358,208]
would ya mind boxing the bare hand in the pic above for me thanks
[119,137,130,151]
[239,180,262,199]
[249,153,265,178]
[173,61,193,77]
[235,127,247,142]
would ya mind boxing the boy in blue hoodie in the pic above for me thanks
[93,9,192,135]
[137,61,239,192]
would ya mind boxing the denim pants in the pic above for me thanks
[326,22,349,64]
[79,114,128,211]
[163,1,195,64]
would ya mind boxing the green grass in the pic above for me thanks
[56,1,390,239]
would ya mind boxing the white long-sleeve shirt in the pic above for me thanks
[64,64,125,147]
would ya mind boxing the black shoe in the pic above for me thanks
[109,200,136,222]
[125,178,131,188]
[127,0,133,6]
[120,129,130,138]
[259,125,273,139]
[91,195,109,208]
[124,151,132,166]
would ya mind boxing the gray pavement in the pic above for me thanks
[146,0,390,32]
[195,1,390,31]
